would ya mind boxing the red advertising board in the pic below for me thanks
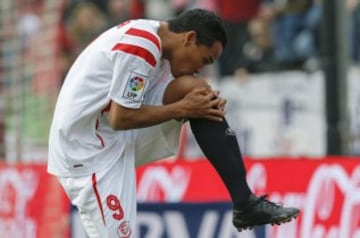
[136,157,360,238]
[0,163,70,238]
[1,157,359,238]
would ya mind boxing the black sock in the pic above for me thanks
[189,118,253,209]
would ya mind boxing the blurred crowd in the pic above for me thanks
[58,0,360,81]
[3,0,360,86]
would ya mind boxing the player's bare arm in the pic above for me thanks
[109,76,225,130]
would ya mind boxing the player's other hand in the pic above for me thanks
[180,87,225,122]
[214,90,227,113]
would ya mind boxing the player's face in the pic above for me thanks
[170,32,223,77]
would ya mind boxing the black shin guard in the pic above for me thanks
[189,118,252,208]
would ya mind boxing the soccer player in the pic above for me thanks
[48,9,299,237]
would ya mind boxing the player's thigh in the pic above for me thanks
[163,75,211,105]
[59,157,136,238]
[58,175,108,238]
[135,119,182,166]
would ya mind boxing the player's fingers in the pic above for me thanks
[208,97,222,108]
[218,98,227,111]
[210,107,225,117]
[191,87,211,95]
[202,90,217,100]
[203,114,224,122]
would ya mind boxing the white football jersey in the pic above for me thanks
[48,20,177,177]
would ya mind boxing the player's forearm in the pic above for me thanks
[109,102,185,130]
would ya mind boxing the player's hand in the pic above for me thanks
[179,87,225,122]
[214,90,227,113]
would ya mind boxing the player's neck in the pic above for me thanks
[158,22,179,60]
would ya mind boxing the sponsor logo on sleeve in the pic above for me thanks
[123,71,147,102]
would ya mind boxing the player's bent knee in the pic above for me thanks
[163,75,210,105]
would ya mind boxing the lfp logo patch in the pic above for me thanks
[129,76,144,91]
[123,71,147,102]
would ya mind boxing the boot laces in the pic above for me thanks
[257,195,283,210]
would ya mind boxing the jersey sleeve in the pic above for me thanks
[108,26,161,109]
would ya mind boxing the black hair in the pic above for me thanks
[168,8,227,48]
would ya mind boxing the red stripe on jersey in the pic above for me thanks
[117,20,130,28]
[112,43,157,67]
[92,173,106,226]
[96,133,104,147]
[125,28,161,51]
[95,119,105,147]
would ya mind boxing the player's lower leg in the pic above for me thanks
[190,118,252,207]
[189,118,300,231]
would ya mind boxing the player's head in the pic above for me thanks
[166,9,227,77]
[168,9,227,48]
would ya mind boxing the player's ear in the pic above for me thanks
[183,31,196,46]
